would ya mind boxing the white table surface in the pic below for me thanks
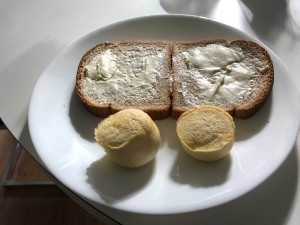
[1,0,300,224]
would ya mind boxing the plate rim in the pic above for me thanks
[28,14,300,214]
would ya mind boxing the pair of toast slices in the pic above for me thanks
[76,39,274,120]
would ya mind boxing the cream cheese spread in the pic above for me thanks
[181,44,267,104]
[85,51,116,81]
[183,45,244,71]
[83,49,164,101]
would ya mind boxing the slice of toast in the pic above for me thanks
[76,40,172,120]
[171,39,274,119]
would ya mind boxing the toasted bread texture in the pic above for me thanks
[76,39,274,119]
[171,39,274,119]
[76,40,172,120]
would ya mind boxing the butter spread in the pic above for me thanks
[83,49,165,102]
[183,45,243,71]
[85,50,117,81]
[180,44,267,105]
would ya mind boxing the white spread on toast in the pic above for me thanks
[183,45,243,71]
[83,49,165,102]
[181,44,268,105]
[85,50,117,81]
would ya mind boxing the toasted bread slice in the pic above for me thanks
[76,40,172,120]
[171,39,274,119]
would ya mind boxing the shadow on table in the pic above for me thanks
[239,0,288,39]
[6,40,61,162]
[160,0,219,17]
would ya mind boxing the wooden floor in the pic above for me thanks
[0,128,105,225]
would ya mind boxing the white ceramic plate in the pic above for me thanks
[28,15,300,214]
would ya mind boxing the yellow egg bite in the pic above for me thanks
[94,108,161,168]
[176,105,235,161]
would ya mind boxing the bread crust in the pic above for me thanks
[76,40,172,120]
[76,39,274,120]
[171,39,274,119]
